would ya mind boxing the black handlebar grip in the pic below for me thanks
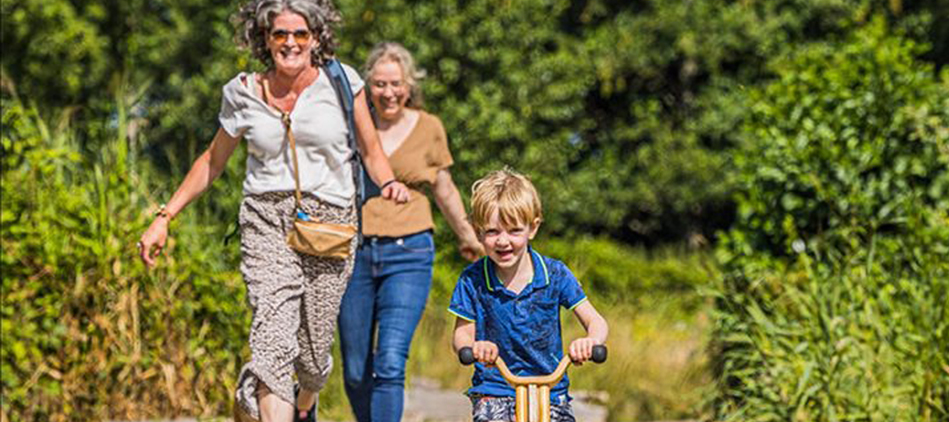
[591,345,607,363]
[459,347,476,365]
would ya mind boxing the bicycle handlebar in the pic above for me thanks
[458,346,476,365]
[458,344,606,422]
[458,345,607,366]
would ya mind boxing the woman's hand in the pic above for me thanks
[135,128,240,269]
[458,235,484,262]
[381,180,410,203]
[138,216,170,268]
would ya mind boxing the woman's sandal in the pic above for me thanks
[294,385,317,422]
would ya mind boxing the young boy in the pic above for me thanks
[449,169,609,422]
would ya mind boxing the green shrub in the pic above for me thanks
[712,18,949,422]
[1,96,248,421]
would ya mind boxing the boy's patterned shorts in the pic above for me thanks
[470,395,576,422]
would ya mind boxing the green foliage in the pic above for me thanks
[711,20,949,421]
[3,0,947,244]
[0,0,110,104]
[542,0,930,241]
[540,237,714,300]
[724,19,949,259]
[0,0,247,178]
[1,96,248,421]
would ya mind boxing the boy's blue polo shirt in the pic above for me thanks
[448,246,588,400]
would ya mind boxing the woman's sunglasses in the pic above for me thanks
[270,29,311,45]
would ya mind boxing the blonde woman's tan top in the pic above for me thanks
[362,111,454,237]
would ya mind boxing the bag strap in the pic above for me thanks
[262,78,305,212]
[323,59,379,202]
[323,59,377,243]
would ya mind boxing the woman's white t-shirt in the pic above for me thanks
[218,63,364,208]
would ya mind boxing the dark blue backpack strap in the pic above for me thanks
[326,59,382,200]
[324,58,380,244]
[325,59,356,140]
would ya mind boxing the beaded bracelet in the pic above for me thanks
[155,203,171,220]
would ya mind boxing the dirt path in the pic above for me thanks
[111,377,608,422]
[402,377,607,422]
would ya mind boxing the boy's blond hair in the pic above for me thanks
[470,168,543,234]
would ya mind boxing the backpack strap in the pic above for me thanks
[324,59,380,244]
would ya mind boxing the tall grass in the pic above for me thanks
[712,226,949,421]
[1,93,717,421]
[2,92,248,421]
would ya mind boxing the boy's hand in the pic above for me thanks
[472,341,499,365]
[568,337,600,365]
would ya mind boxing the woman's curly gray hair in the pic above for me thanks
[235,0,341,68]
[363,42,426,109]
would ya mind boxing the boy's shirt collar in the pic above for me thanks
[482,245,550,296]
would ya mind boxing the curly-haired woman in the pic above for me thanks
[136,1,409,421]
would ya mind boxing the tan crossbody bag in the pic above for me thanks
[264,79,357,259]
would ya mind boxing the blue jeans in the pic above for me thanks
[338,231,435,422]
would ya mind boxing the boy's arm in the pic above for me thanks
[452,318,499,365]
[452,318,476,353]
[569,301,609,363]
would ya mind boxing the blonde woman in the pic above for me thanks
[337,42,483,422]
[136,1,409,421]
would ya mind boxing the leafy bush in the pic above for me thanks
[1,96,249,421]
[711,19,949,422]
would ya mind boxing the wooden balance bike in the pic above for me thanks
[458,344,607,422]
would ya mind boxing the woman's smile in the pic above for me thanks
[369,60,409,122]
[268,12,314,74]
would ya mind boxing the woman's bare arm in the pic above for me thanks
[138,128,241,267]
[432,169,484,261]
[352,90,409,203]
